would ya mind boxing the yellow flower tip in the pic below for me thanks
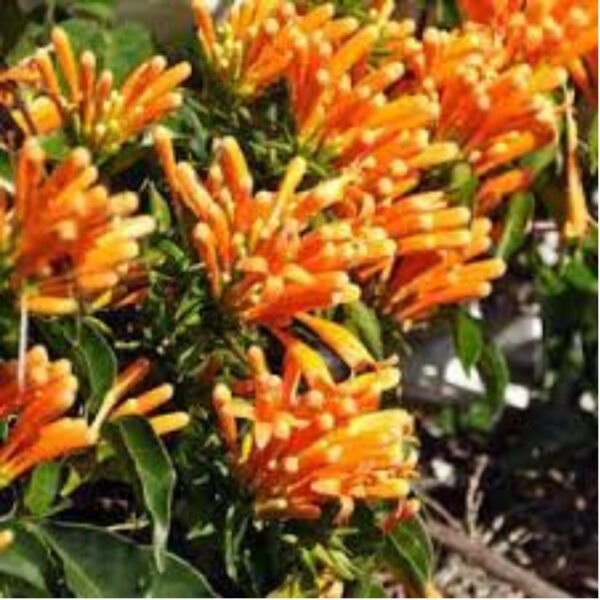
[153,125,172,143]
[0,530,14,553]
[50,25,68,47]
[21,138,45,163]
[176,61,193,82]
[213,382,232,408]
[150,412,190,436]
[80,50,96,69]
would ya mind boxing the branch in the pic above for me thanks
[428,520,572,599]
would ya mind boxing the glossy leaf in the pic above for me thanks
[24,462,63,516]
[380,516,435,596]
[0,523,51,594]
[105,416,175,570]
[31,521,216,598]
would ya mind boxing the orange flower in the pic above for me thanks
[213,316,417,521]
[437,63,563,171]
[90,357,189,438]
[0,348,188,486]
[0,346,92,485]
[379,217,506,327]
[155,129,396,325]
[2,140,155,315]
[460,0,598,102]
[369,190,473,259]
[281,16,461,206]
[192,0,346,96]
[26,27,190,152]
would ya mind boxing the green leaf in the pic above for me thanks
[448,162,478,208]
[453,310,484,374]
[563,255,598,294]
[0,523,51,593]
[24,462,63,516]
[520,144,558,178]
[60,19,154,85]
[37,318,117,415]
[496,192,535,259]
[105,23,154,85]
[105,416,175,571]
[343,301,384,359]
[148,184,173,233]
[468,341,509,430]
[30,521,216,598]
[381,516,434,596]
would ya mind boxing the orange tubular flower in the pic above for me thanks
[460,0,598,102]
[379,218,506,327]
[90,357,189,438]
[0,346,93,486]
[155,129,396,326]
[213,316,417,521]
[436,62,564,203]
[0,348,188,486]
[2,140,155,315]
[369,191,473,262]
[191,0,354,96]
[282,16,460,206]
[27,27,190,152]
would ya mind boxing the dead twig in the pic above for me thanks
[429,520,572,598]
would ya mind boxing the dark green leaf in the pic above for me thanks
[0,523,51,593]
[105,416,175,571]
[31,521,216,598]
[381,516,434,596]
[453,310,484,373]
[24,462,63,516]
[496,192,535,259]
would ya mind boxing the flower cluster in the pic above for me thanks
[214,315,416,521]
[9,27,190,154]
[155,128,395,325]
[0,347,187,486]
[0,0,593,546]
[0,140,154,315]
